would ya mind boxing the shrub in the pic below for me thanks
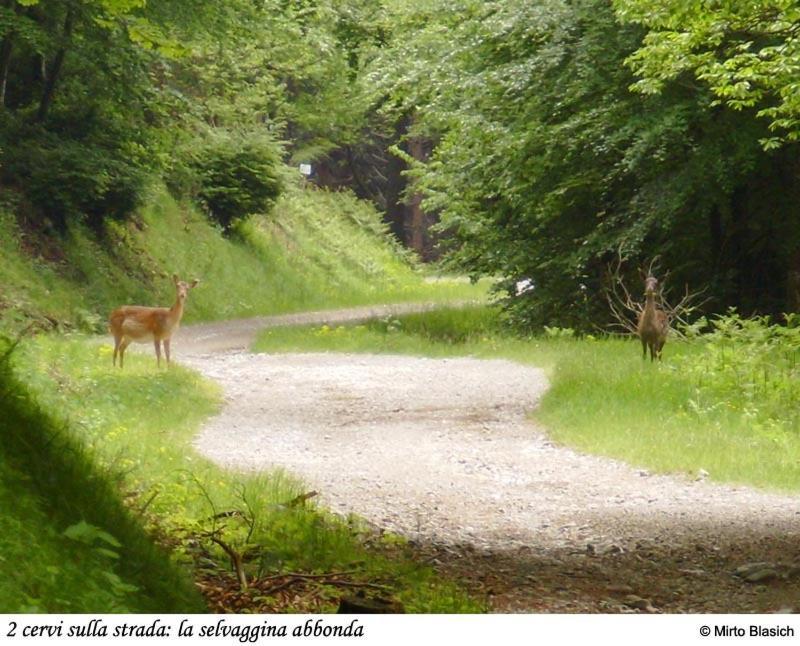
[188,129,284,231]
[0,116,149,232]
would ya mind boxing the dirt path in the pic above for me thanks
[177,306,800,613]
[179,301,467,354]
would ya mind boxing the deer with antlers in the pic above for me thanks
[605,253,704,361]
[637,274,669,361]
[109,274,199,368]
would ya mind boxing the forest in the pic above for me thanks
[1,0,800,620]
[2,0,799,329]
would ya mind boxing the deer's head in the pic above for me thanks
[644,275,659,297]
[173,274,200,304]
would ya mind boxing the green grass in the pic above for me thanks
[0,340,205,613]
[253,306,511,357]
[0,184,485,334]
[536,340,800,491]
[8,334,481,613]
[253,306,800,493]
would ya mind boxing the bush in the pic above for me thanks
[0,117,149,232]
[188,129,284,231]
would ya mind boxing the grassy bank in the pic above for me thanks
[7,334,480,612]
[0,185,483,334]
[253,306,800,493]
[0,340,206,612]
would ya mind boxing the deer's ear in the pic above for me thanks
[190,279,200,289]
[172,273,179,285]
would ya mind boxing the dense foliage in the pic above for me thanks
[677,311,800,438]
[1,0,797,327]
[615,0,800,145]
[0,0,379,230]
[364,0,800,329]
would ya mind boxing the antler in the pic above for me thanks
[604,248,643,334]
[660,280,709,334]
[644,255,662,279]
[605,250,706,336]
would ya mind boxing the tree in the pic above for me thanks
[366,0,800,327]
[614,0,800,146]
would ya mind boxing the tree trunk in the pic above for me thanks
[384,115,410,243]
[786,152,800,313]
[708,206,722,269]
[405,135,427,257]
[788,248,800,313]
[0,35,12,107]
[727,184,748,309]
[383,114,436,256]
[37,5,74,121]
[344,145,371,201]
[0,0,17,107]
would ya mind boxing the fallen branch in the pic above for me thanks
[338,593,405,613]
[208,535,248,591]
[285,490,318,507]
[322,579,392,591]
[260,578,298,597]
[262,569,358,581]
[259,572,392,597]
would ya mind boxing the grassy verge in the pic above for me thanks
[0,340,205,612]
[8,334,481,612]
[0,185,485,334]
[253,306,800,493]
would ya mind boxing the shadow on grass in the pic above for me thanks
[0,339,205,612]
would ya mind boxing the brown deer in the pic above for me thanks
[109,274,199,368]
[637,275,668,361]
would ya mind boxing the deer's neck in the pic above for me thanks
[642,294,658,321]
[168,298,185,327]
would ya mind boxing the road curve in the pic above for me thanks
[176,306,800,612]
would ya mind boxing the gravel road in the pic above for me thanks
[176,306,800,612]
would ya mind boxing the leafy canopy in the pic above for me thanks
[614,0,800,145]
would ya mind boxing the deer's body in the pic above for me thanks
[110,275,198,368]
[637,276,668,361]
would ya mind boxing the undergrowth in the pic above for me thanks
[0,338,204,612]
[254,306,800,492]
[676,311,800,438]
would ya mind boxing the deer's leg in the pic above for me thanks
[113,336,121,367]
[641,338,647,360]
[154,340,162,367]
[119,339,132,369]
[164,338,171,366]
